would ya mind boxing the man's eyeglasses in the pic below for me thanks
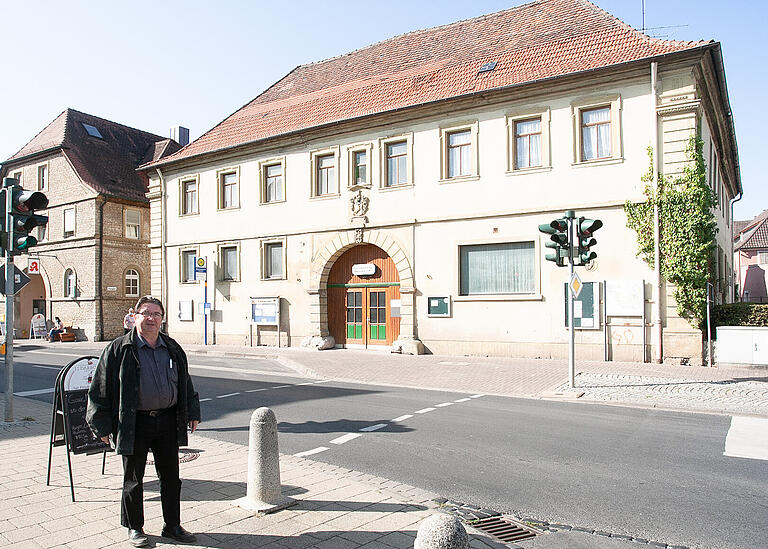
[137,311,163,319]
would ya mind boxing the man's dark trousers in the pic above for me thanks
[121,409,181,529]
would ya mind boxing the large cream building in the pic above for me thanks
[143,0,740,364]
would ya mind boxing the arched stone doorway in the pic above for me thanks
[327,244,400,348]
[307,229,422,353]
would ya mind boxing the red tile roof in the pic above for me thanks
[735,210,768,250]
[4,109,180,202]
[147,0,710,169]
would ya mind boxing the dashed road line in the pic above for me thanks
[330,433,362,445]
[199,398,212,402]
[392,414,413,422]
[415,407,436,414]
[360,423,387,432]
[15,388,55,396]
[454,398,471,403]
[216,392,240,399]
[435,402,453,407]
[469,394,485,399]
[294,447,329,457]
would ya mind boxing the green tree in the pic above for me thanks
[625,137,717,327]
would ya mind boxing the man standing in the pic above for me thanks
[86,296,201,547]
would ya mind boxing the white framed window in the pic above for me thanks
[380,134,413,188]
[125,208,140,239]
[441,123,478,181]
[259,158,285,204]
[758,252,768,265]
[347,143,373,188]
[37,164,48,191]
[63,208,75,238]
[124,268,140,297]
[64,268,77,298]
[572,95,622,165]
[507,108,551,173]
[261,239,285,280]
[180,248,199,283]
[459,242,536,296]
[180,177,198,215]
[217,168,240,209]
[310,148,339,197]
[12,171,22,183]
[219,244,239,281]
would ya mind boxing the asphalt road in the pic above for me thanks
[4,346,766,549]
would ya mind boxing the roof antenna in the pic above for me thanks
[641,0,646,33]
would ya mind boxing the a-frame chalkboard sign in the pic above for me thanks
[46,356,112,501]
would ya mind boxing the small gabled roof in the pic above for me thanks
[735,211,768,251]
[4,109,179,202]
[145,0,710,169]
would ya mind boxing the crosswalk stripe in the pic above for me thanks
[724,416,768,461]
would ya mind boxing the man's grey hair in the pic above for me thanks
[135,296,165,318]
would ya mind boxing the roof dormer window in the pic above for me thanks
[478,61,497,74]
[82,123,103,138]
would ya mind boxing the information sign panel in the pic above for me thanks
[251,297,279,325]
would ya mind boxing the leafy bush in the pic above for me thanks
[710,303,768,334]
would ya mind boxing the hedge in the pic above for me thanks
[710,303,768,334]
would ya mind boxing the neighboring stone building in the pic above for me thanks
[0,109,181,340]
[142,0,740,363]
[734,211,768,303]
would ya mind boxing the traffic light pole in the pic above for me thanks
[4,181,15,422]
[565,210,576,389]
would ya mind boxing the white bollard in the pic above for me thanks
[414,514,468,549]
[234,407,295,513]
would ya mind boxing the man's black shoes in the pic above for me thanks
[128,528,149,547]
[162,524,197,543]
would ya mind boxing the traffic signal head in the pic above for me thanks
[539,217,570,267]
[576,217,602,265]
[2,180,48,255]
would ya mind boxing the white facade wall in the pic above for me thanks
[149,68,732,362]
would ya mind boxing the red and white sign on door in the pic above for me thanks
[28,259,40,274]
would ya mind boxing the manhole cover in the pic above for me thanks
[146,448,199,465]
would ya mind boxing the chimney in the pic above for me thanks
[170,126,190,146]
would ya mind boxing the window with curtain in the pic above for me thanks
[125,269,139,297]
[63,208,75,237]
[221,246,238,281]
[181,250,197,282]
[447,130,471,178]
[264,163,284,202]
[460,242,535,295]
[581,106,611,160]
[515,118,542,169]
[182,179,198,214]
[125,209,140,239]
[220,171,239,209]
[264,242,284,279]
[315,154,336,196]
[64,268,76,297]
[353,150,367,186]
[386,141,407,187]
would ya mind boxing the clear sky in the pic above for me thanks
[0,1,762,220]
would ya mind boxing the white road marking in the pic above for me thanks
[724,416,768,461]
[216,392,240,399]
[392,414,413,422]
[273,385,291,389]
[245,388,269,392]
[294,447,329,457]
[469,394,485,398]
[435,402,453,407]
[415,407,436,414]
[199,398,212,402]
[454,398,471,403]
[360,423,387,432]
[15,387,55,396]
[330,433,362,445]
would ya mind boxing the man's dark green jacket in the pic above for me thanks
[86,330,201,455]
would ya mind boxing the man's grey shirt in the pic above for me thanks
[135,333,178,411]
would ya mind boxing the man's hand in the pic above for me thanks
[189,420,199,433]
[100,435,110,444]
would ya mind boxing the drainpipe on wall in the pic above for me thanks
[651,62,663,363]
[730,192,743,302]
[155,168,168,326]
[97,196,106,341]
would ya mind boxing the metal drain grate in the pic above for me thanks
[470,516,539,543]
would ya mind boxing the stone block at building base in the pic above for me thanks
[301,335,335,350]
[392,337,424,355]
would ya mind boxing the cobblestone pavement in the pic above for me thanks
[554,373,768,416]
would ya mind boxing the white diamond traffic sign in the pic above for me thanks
[569,271,583,299]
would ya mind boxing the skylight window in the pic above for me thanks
[478,61,497,74]
[82,123,103,138]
